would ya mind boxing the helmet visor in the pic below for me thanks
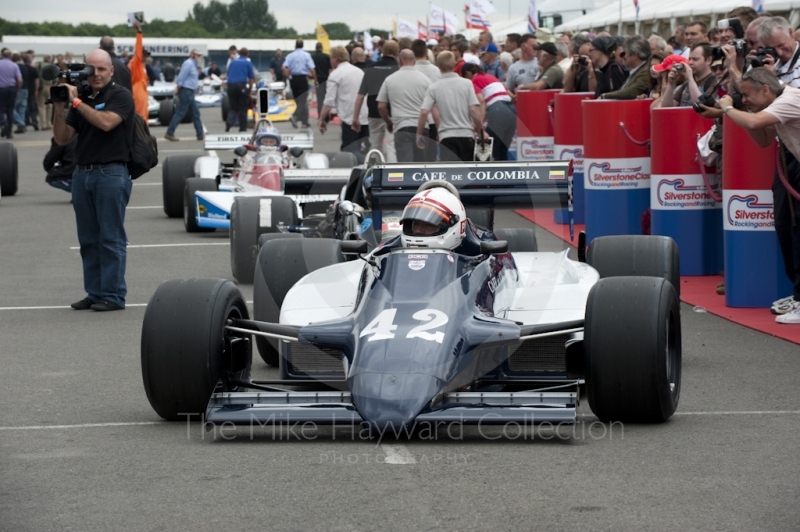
[401,203,457,236]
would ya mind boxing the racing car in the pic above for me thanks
[0,142,19,200]
[221,83,297,126]
[161,119,356,282]
[141,160,683,433]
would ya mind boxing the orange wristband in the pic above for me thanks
[72,98,82,109]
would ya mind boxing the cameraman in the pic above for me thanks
[699,67,800,323]
[562,38,592,93]
[758,17,800,87]
[52,49,135,312]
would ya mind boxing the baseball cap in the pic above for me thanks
[427,38,439,46]
[652,54,689,72]
[372,35,381,44]
[480,43,499,54]
[191,48,204,56]
[533,42,558,56]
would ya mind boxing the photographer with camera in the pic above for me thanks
[52,49,135,312]
[562,37,592,93]
[757,17,800,87]
[660,43,717,108]
[698,67,800,322]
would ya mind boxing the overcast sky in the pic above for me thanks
[4,0,530,34]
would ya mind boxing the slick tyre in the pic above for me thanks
[230,196,299,283]
[495,228,538,252]
[157,99,175,126]
[584,276,681,423]
[0,143,19,197]
[587,235,680,297]
[253,238,344,366]
[183,178,217,233]
[141,278,252,420]
[162,155,199,218]
[221,93,230,123]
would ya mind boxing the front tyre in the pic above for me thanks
[141,279,252,420]
[584,276,681,423]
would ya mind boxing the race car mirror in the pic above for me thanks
[480,240,508,255]
[289,146,304,158]
[233,146,247,157]
[340,240,368,255]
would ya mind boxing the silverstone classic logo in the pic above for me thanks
[586,161,650,188]
[558,147,584,173]
[518,138,554,160]
[726,194,774,229]
[656,178,719,209]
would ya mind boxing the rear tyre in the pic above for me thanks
[584,276,681,423]
[230,196,299,283]
[221,93,230,123]
[253,238,344,366]
[0,143,19,197]
[495,228,538,252]
[157,99,175,126]
[162,155,199,218]
[141,278,252,420]
[183,178,217,233]
[466,208,493,231]
[587,235,680,297]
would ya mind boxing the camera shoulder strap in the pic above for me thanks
[775,44,800,79]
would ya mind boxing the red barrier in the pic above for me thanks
[516,89,560,160]
[721,116,788,307]
[582,99,652,240]
[553,92,594,224]
[650,108,721,275]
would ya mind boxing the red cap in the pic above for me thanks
[653,54,689,73]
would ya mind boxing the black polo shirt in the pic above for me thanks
[357,56,398,118]
[312,52,331,83]
[66,82,135,166]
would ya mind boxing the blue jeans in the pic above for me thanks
[72,164,132,307]
[167,87,204,138]
[13,88,28,126]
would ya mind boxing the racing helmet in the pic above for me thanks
[255,125,281,148]
[400,181,466,249]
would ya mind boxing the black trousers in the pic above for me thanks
[290,75,310,126]
[315,82,326,116]
[773,144,800,299]
[395,126,436,163]
[26,89,39,127]
[440,137,475,162]
[226,82,249,132]
[0,87,16,137]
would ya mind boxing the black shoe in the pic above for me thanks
[302,123,311,128]
[90,299,124,311]
[0,130,5,138]
[14,127,25,134]
[225,123,230,132]
[71,297,95,310]
[290,115,298,128]
[33,124,39,131]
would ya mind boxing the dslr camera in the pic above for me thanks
[577,56,588,66]
[692,92,744,114]
[750,47,778,68]
[711,39,748,61]
[41,63,95,103]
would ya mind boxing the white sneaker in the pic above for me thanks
[776,304,800,324]
[772,295,796,315]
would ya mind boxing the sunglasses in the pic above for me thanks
[712,65,726,72]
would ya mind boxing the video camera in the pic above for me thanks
[41,63,95,103]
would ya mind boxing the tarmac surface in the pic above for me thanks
[1,107,799,531]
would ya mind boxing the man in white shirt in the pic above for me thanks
[319,46,368,159]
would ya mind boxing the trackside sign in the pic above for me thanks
[584,157,651,190]
[723,189,775,231]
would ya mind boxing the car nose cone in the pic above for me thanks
[349,373,442,433]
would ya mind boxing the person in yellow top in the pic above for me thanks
[128,20,148,119]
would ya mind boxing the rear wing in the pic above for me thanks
[204,130,314,151]
[283,168,351,196]
[365,161,571,210]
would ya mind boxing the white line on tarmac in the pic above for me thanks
[2,410,799,431]
[0,421,164,431]
[69,242,229,250]
[0,303,149,310]
[380,444,417,464]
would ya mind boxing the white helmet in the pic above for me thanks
[400,181,466,250]
[255,125,281,148]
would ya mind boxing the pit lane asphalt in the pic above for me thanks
[1,108,798,531]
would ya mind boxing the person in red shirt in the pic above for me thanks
[450,40,468,76]
[461,63,516,160]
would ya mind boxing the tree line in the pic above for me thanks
[0,0,389,41]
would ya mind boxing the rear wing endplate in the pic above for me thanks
[204,130,314,151]
[365,161,571,210]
